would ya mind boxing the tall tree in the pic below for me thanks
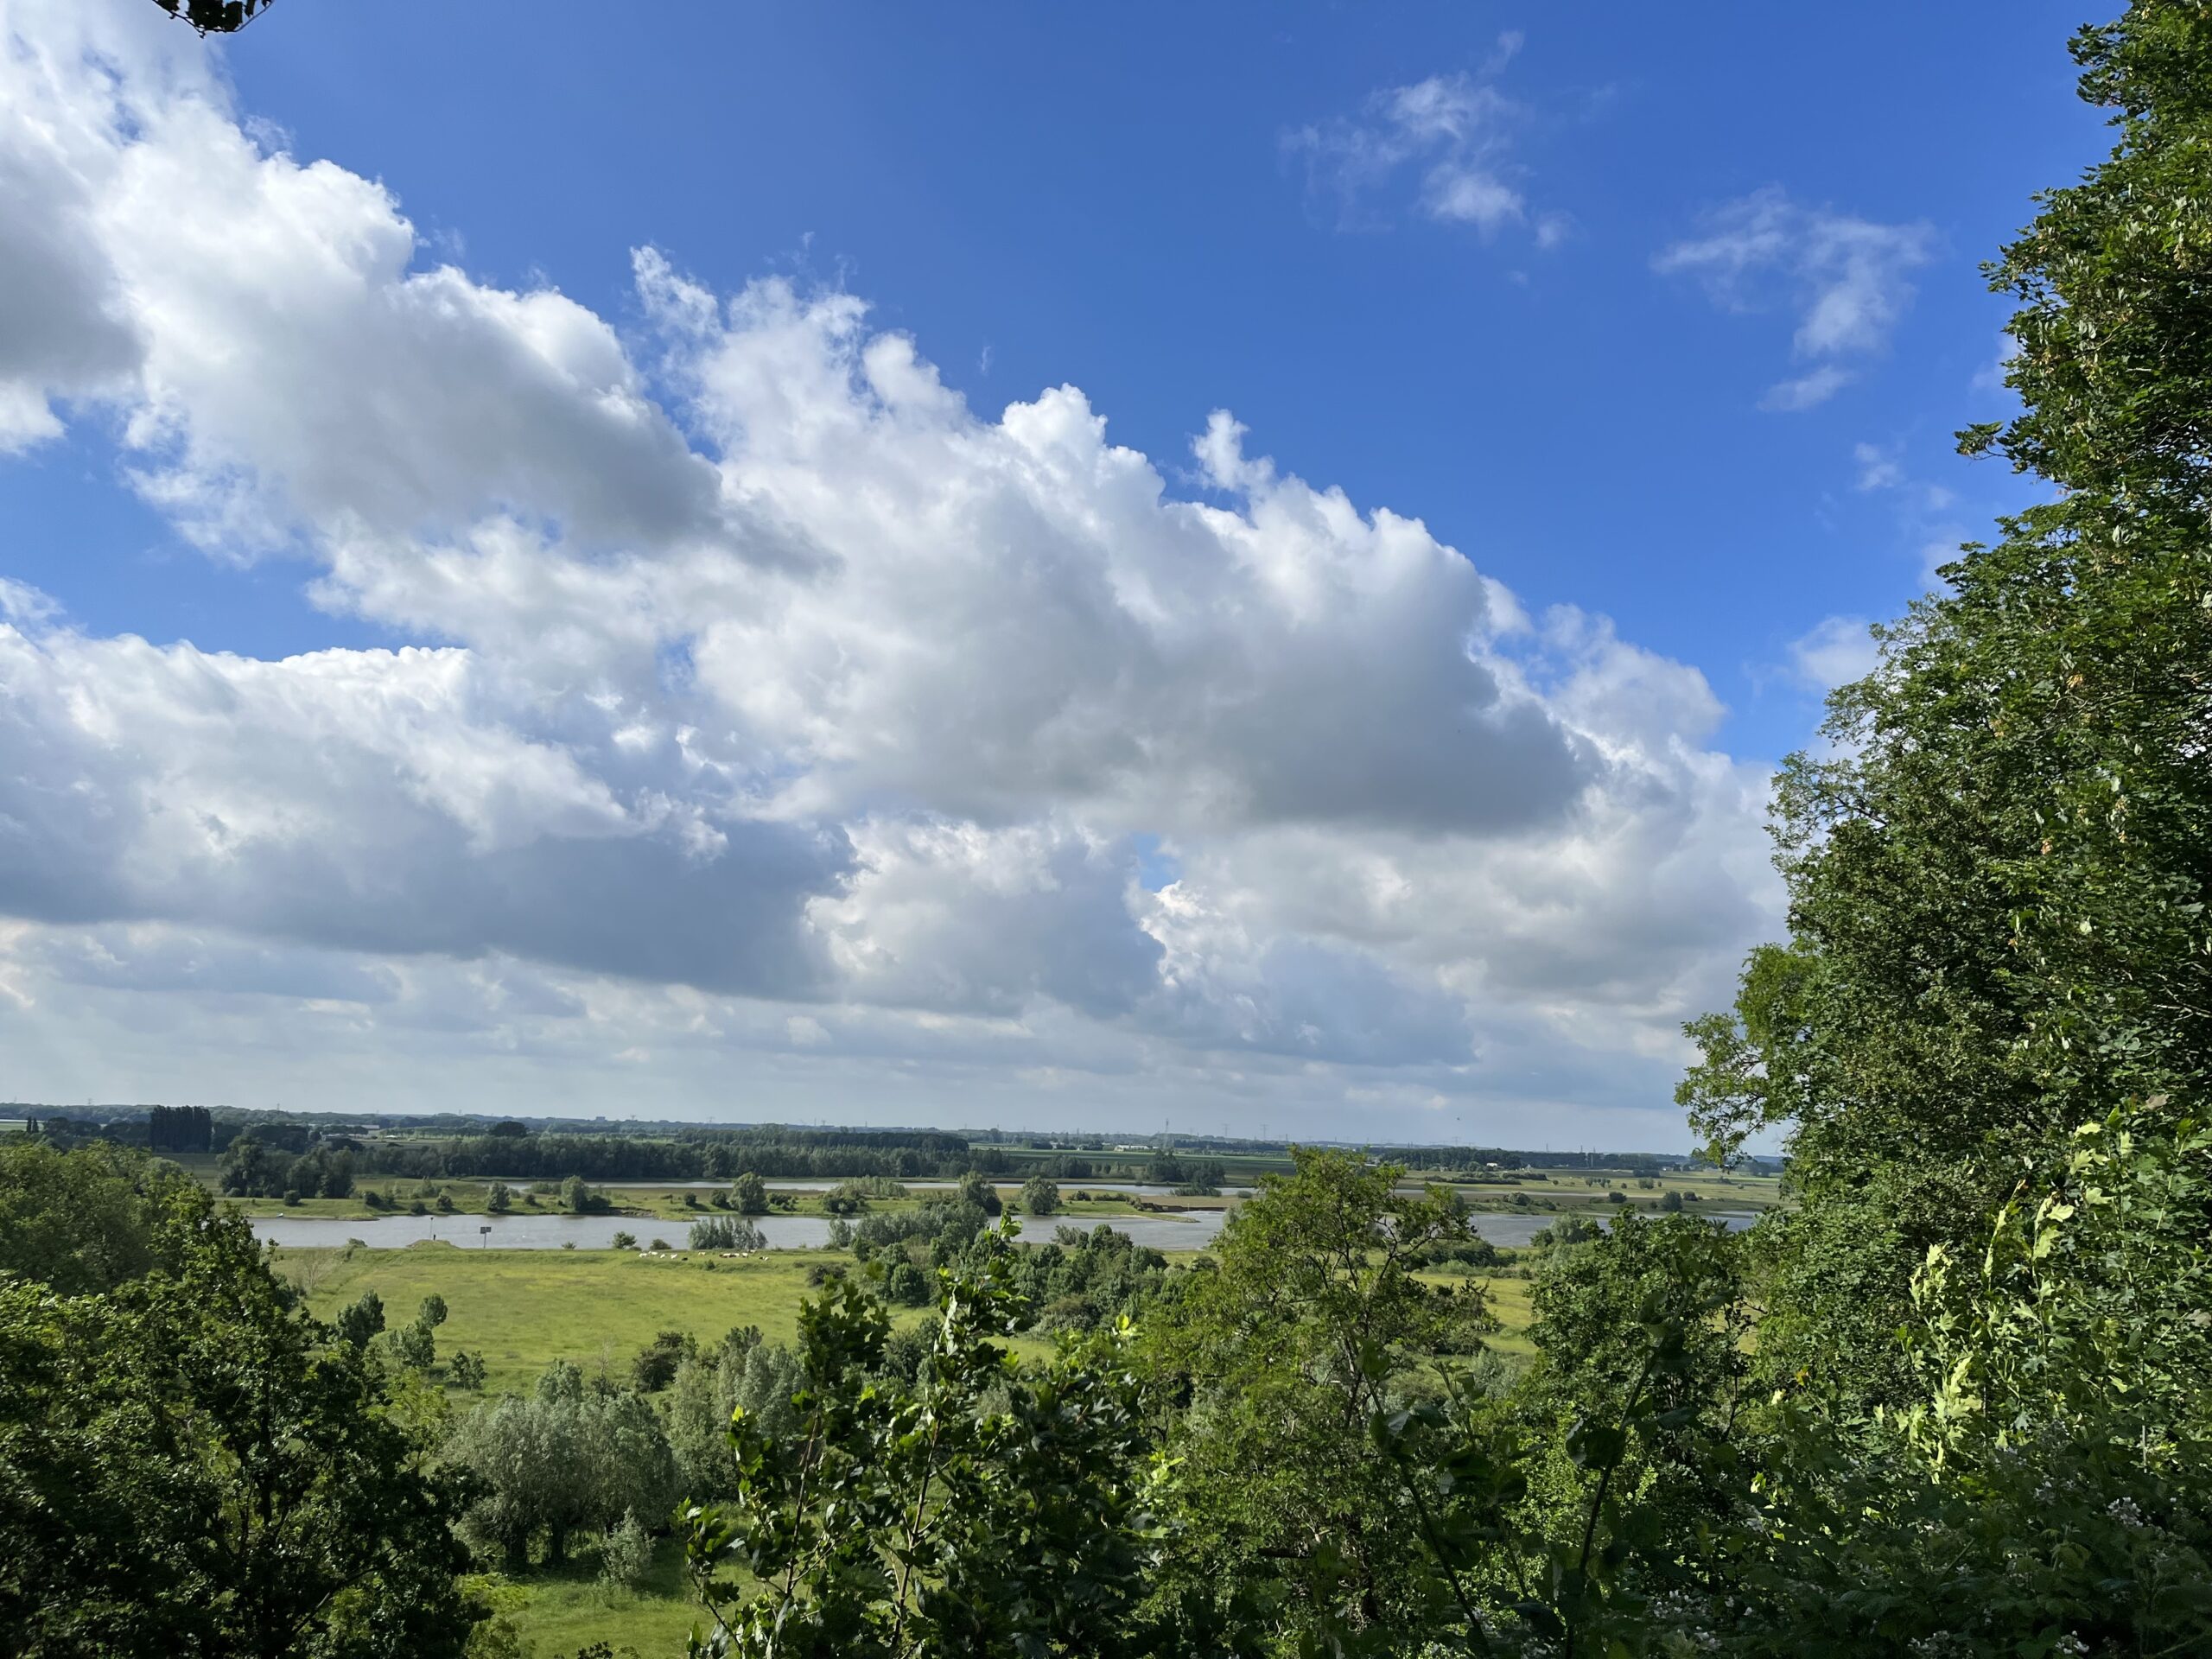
[0,1187,477,1656]
[1142,1149,1496,1654]
[1680,0,2212,1399]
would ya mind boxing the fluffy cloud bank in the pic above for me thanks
[0,0,1777,1141]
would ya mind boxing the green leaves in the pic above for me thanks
[683,1217,1164,1658]
[0,1189,478,1657]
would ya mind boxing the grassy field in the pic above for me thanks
[278,1239,1111,1392]
[473,1540,702,1658]
[278,1238,1546,1653]
[282,1240,1540,1399]
[1440,1169,1783,1217]
[281,1244,904,1396]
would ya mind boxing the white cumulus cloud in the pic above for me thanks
[0,0,1782,1141]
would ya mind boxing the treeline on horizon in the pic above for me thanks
[15,1103,1738,1181]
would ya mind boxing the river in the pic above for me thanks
[249,1206,1761,1254]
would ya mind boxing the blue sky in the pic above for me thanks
[0,1,2101,1144]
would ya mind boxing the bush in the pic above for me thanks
[597,1510,653,1592]
[388,1319,436,1372]
[561,1176,611,1215]
[610,1231,638,1250]
[957,1170,1003,1217]
[449,1351,487,1389]
[689,1216,765,1252]
[885,1261,932,1306]
[648,1237,671,1252]
[334,1291,385,1350]
[632,1330,693,1392]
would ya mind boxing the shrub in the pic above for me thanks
[957,1170,1003,1217]
[334,1291,385,1350]
[885,1261,931,1306]
[388,1319,435,1372]
[610,1231,638,1250]
[689,1216,765,1252]
[597,1510,653,1592]
[632,1330,693,1393]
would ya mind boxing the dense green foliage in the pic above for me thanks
[1677,0,2212,1404]
[347,1128,986,1185]
[0,1140,189,1294]
[445,1360,680,1571]
[0,1175,476,1656]
[682,1226,1164,1658]
[689,1216,768,1252]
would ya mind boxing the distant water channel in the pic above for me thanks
[250,1206,1761,1254]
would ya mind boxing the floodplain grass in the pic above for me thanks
[1480,1274,1536,1357]
[283,1244,885,1396]
[475,1536,702,1658]
[1440,1169,1783,1218]
[276,1243,1076,1396]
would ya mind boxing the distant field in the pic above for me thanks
[1442,1169,1783,1217]
[279,1244,919,1396]
[280,1241,1538,1400]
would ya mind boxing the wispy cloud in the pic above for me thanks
[1656,187,1934,410]
[1789,613,1880,693]
[1286,38,1556,241]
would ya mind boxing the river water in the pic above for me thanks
[249,1206,1761,1254]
